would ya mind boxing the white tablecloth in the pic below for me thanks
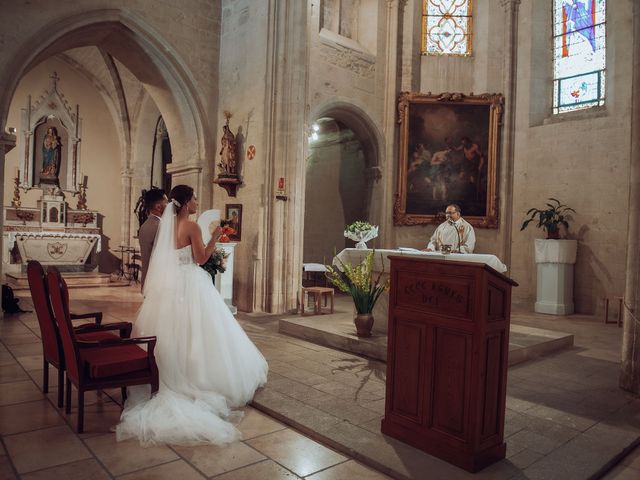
[534,239,577,264]
[334,248,507,273]
[8,231,102,253]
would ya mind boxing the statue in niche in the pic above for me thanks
[218,113,237,176]
[40,126,62,181]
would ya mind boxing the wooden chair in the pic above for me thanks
[27,261,133,408]
[47,267,159,433]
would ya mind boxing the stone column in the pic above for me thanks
[621,2,640,394]
[255,0,308,313]
[499,0,521,267]
[379,0,402,248]
[120,167,133,248]
[0,131,17,320]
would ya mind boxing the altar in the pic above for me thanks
[334,248,508,334]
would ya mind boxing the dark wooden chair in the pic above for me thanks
[47,267,159,433]
[26,261,133,408]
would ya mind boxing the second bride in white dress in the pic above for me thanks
[116,185,268,446]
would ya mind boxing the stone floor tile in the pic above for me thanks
[359,398,385,416]
[0,380,44,406]
[174,441,265,477]
[268,362,328,385]
[246,428,346,477]
[0,399,64,435]
[0,365,29,385]
[211,459,300,479]
[5,343,42,358]
[312,380,383,403]
[306,459,391,479]
[0,455,17,480]
[622,445,640,468]
[1,334,40,346]
[15,354,43,371]
[506,429,567,456]
[0,350,16,367]
[507,448,545,470]
[601,464,640,480]
[236,407,286,439]
[267,376,327,402]
[117,459,205,480]
[524,404,600,432]
[25,368,57,390]
[65,400,124,436]
[20,458,110,480]
[305,395,381,425]
[3,425,91,474]
[84,434,178,476]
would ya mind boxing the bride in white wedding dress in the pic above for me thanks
[116,185,268,446]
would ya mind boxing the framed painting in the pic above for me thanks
[225,204,242,241]
[393,92,503,228]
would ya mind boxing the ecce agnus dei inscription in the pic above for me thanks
[400,278,470,314]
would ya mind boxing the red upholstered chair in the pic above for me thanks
[26,261,133,408]
[47,267,159,433]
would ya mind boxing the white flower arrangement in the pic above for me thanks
[344,221,379,250]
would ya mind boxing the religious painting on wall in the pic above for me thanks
[393,92,503,228]
[225,204,242,242]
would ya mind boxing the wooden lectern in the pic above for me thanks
[381,256,518,472]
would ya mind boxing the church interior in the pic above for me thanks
[1,1,639,479]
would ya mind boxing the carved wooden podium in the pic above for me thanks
[381,256,518,472]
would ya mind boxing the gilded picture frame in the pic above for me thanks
[393,92,503,228]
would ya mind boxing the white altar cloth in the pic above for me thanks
[334,248,507,273]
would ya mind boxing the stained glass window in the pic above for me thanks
[553,0,606,114]
[422,0,473,56]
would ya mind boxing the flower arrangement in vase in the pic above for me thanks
[325,250,389,337]
[344,221,379,250]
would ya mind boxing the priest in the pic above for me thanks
[426,204,476,253]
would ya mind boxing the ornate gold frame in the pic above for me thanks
[393,92,503,228]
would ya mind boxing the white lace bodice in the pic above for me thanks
[177,245,194,266]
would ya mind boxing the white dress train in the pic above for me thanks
[116,242,268,446]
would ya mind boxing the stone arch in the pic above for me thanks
[0,9,210,170]
[310,100,384,171]
[303,100,384,263]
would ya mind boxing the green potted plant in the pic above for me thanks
[520,198,575,239]
[325,250,389,337]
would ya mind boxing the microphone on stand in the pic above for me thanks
[448,219,462,253]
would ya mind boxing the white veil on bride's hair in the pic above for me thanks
[142,202,179,298]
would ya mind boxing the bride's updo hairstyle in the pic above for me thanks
[169,185,194,213]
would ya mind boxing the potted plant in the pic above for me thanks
[344,221,379,250]
[520,198,575,239]
[325,250,389,337]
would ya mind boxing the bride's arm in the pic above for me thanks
[189,222,222,265]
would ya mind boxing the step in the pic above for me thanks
[5,272,128,290]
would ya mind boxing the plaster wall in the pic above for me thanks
[510,0,633,314]
[3,58,123,271]
[214,0,270,311]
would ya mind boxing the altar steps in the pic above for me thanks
[5,272,129,290]
[279,314,574,366]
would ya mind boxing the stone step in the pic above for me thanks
[5,272,129,290]
[279,314,574,366]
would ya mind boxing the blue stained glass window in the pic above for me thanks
[422,1,473,56]
[553,0,606,114]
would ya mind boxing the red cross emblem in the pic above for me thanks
[246,145,256,160]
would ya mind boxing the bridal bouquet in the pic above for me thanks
[201,248,229,284]
[344,221,379,250]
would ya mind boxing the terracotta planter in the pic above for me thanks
[354,313,374,337]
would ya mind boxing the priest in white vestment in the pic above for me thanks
[426,204,476,253]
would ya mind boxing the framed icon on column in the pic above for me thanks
[225,204,242,241]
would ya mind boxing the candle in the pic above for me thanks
[14,167,18,179]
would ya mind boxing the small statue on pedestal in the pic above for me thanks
[76,182,88,210]
[218,111,238,176]
[11,172,21,208]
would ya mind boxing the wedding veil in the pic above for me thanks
[142,202,179,298]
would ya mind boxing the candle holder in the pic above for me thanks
[11,175,21,208]
[76,182,88,210]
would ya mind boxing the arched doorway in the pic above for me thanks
[303,105,382,266]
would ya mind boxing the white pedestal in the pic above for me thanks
[534,239,577,315]
[215,242,237,314]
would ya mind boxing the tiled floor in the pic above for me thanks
[0,286,389,479]
[1,285,639,479]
